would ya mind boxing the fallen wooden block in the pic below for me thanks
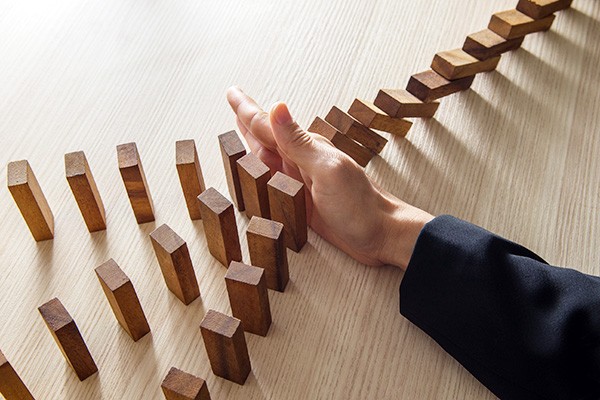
[150,224,201,305]
[308,117,373,167]
[0,350,35,400]
[176,139,206,220]
[325,106,387,154]
[267,171,307,252]
[225,261,272,336]
[431,49,501,80]
[218,130,247,211]
[95,259,151,341]
[7,160,54,241]
[406,70,475,103]
[197,187,242,267]
[348,99,413,137]
[117,142,155,224]
[247,216,289,292]
[488,9,555,40]
[236,153,271,219]
[200,310,251,385]
[463,29,524,60]
[38,298,98,381]
[161,367,211,400]
[516,0,572,19]
[374,89,439,119]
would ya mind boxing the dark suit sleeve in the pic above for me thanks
[400,215,600,400]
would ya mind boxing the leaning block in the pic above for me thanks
[218,130,246,211]
[7,160,54,241]
[95,259,150,341]
[431,49,500,80]
[38,298,98,381]
[488,9,555,40]
[325,106,387,154]
[236,153,271,219]
[150,224,201,305]
[176,140,206,220]
[463,29,524,60]
[0,350,35,400]
[374,89,439,119]
[348,99,413,137]
[267,172,307,252]
[308,117,373,167]
[197,188,242,267]
[516,0,572,19]
[161,367,211,400]
[117,142,155,224]
[247,216,289,292]
[200,310,251,385]
[406,70,475,103]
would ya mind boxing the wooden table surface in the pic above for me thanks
[1,0,599,398]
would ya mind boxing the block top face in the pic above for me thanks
[38,298,72,331]
[435,49,479,67]
[247,216,284,239]
[175,139,197,165]
[95,259,129,291]
[381,89,426,105]
[64,151,87,177]
[268,171,303,197]
[467,29,507,47]
[412,70,450,87]
[116,142,140,169]
[162,367,205,398]
[236,153,269,179]
[226,261,264,286]
[7,160,31,186]
[494,9,533,25]
[325,106,354,132]
[150,224,185,253]
[308,117,339,140]
[200,309,240,338]
[218,130,245,156]
[197,187,232,214]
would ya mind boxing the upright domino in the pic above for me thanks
[308,117,373,167]
[267,172,307,252]
[463,29,524,61]
[406,70,475,102]
[117,142,155,224]
[236,153,271,219]
[488,9,555,40]
[161,367,211,400]
[149,224,201,305]
[374,89,440,119]
[516,0,572,19]
[218,130,246,211]
[431,49,500,80]
[325,106,388,154]
[0,350,35,400]
[38,298,98,381]
[348,99,413,137]
[176,140,206,220]
[246,216,289,292]
[95,259,151,341]
[7,160,54,241]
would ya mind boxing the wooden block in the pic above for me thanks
[150,224,201,305]
[374,89,439,119]
[267,171,307,252]
[176,140,206,220]
[406,70,475,103]
[225,261,272,336]
[161,367,211,400]
[38,298,98,381]
[200,310,251,385]
[0,350,35,400]
[117,142,155,224]
[463,29,524,60]
[7,160,54,241]
[516,0,572,19]
[325,106,387,154]
[431,49,500,80]
[197,188,242,267]
[65,151,106,232]
[236,153,271,219]
[218,130,246,211]
[246,216,289,292]
[488,9,555,40]
[348,99,413,137]
[95,259,150,341]
[308,117,373,167]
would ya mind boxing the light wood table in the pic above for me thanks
[1,0,599,398]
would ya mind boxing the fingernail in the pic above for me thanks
[272,102,293,126]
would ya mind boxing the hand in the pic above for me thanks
[226,87,433,269]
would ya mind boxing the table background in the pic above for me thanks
[1,0,599,398]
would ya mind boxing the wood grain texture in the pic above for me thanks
[517,0,573,19]
[489,9,556,39]
[247,216,289,292]
[236,153,271,219]
[0,350,35,400]
[161,367,211,400]
[325,106,387,154]
[463,29,524,61]
[308,117,373,167]
[348,99,413,137]
[407,70,475,102]
[117,142,155,224]
[218,131,246,212]
[374,89,440,118]
[176,140,206,221]
[431,49,501,80]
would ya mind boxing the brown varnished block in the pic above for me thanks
[176,140,206,221]
[161,367,211,400]
[517,0,572,19]
[218,130,246,211]
[246,216,289,292]
[374,89,439,119]
[463,29,524,60]
[225,261,272,336]
[236,153,271,219]
[0,350,35,400]
[150,224,201,305]
[431,49,501,80]
[267,172,307,252]
[348,99,413,137]
[7,160,54,241]
[117,142,155,224]
[488,9,555,40]
[308,117,373,167]
[325,106,387,154]
[197,188,242,267]
[65,151,106,232]
[95,259,150,341]
[38,298,98,381]
[406,70,475,103]
[200,310,251,385]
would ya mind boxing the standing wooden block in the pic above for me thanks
[488,9,555,40]
[200,310,251,385]
[176,140,206,220]
[197,188,242,267]
[38,298,98,381]
[325,106,387,154]
[65,151,106,232]
[117,142,155,224]
[0,350,35,400]
[374,89,439,119]
[225,261,272,336]
[308,117,373,167]
[463,29,524,61]
[218,130,246,211]
[236,153,271,219]
[348,99,413,137]
[95,259,150,341]
[150,224,201,305]
[267,172,307,252]
[431,49,501,80]
[246,216,289,292]
[406,70,475,103]
[517,0,572,19]
[7,160,54,241]
[161,367,211,400]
